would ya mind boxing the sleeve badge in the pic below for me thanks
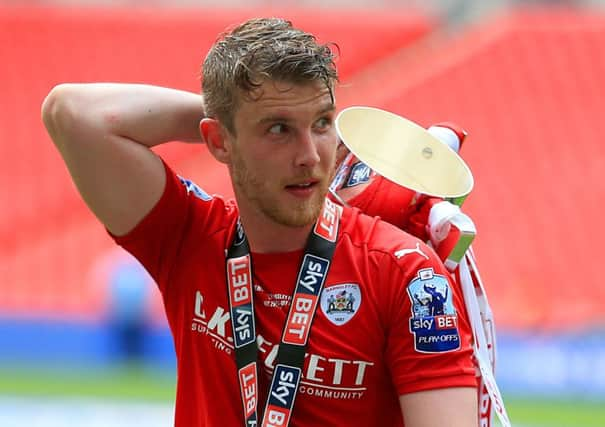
[406,268,460,353]
[178,176,212,201]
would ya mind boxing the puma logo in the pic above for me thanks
[394,242,429,260]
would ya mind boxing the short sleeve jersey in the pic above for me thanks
[337,173,441,243]
[113,161,476,426]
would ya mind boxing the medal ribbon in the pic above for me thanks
[226,198,342,427]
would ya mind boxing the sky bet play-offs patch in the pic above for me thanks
[407,268,460,353]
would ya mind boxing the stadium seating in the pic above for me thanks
[0,6,434,319]
[2,6,604,332]
[338,8,605,330]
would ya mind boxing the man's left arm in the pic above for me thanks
[379,236,478,425]
[399,387,478,426]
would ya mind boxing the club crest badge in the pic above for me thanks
[320,283,361,326]
[407,268,460,353]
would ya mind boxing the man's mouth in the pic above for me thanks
[285,180,320,196]
[286,179,319,188]
[287,182,315,188]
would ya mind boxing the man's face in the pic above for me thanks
[226,80,337,228]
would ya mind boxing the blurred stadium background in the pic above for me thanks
[1,0,605,425]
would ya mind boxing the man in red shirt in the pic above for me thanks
[42,17,478,426]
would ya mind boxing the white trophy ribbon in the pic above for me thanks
[459,249,511,427]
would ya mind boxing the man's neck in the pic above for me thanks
[238,211,314,254]
[243,219,313,253]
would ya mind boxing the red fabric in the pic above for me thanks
[346,175,442,243]
[113,161,475,426]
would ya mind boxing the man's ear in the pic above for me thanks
[200,118,231,164]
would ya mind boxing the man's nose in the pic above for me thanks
[294,130,321,168]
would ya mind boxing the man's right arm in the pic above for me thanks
[42,83,204,236]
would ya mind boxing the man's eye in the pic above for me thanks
[315,117,332,130]
[269,123,287,134]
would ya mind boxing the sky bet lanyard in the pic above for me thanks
[226,198,342,427]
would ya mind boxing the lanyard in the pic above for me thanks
[226,198,342,427]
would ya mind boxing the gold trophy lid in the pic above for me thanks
[335,106,474,199]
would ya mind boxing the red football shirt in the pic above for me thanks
[113,161,476,426]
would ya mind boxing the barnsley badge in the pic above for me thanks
[320,283,361,326]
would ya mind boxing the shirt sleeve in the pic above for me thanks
[110,158,232,295]
[379,238,477,395]
[346,175,435,241]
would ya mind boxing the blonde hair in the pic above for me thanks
[202,17,338,134]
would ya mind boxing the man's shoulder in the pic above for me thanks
[164,165,239,236]
[338,206,446,288]
[340,206,423,254]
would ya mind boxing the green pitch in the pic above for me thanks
[0,364,175,402]
[1,365,604,426]
[499,398,605,427]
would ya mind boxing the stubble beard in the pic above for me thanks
[231,150,328,228]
